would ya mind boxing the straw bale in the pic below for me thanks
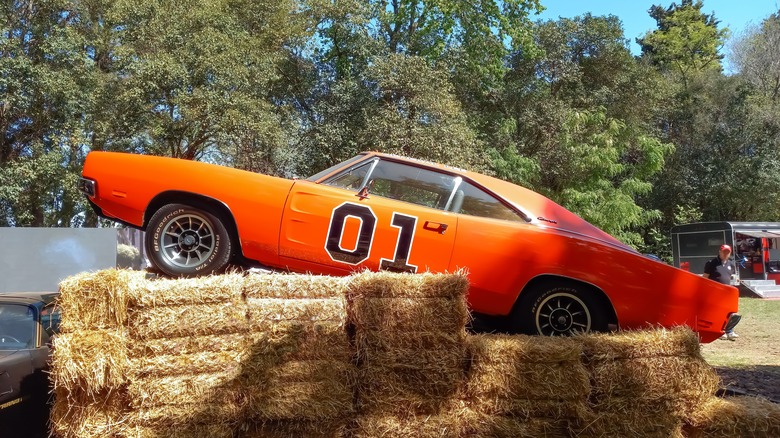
[49,387,130,438]
[350,297,469,333]
[127,372,243,411]
[244,273,348,299]
[245,321,351,362]
[350,409,472,438]
[346,270,470,299]
[238,420,348,438]
[464,334,588,399]
[52,329,129,394]
[587,356,719,415]
[124,423,237,438]
[580,326,701,360]
[357,364,465,414]
[468,413,575,438]
[244,380,355,420]
[129,402,244,428]
[574,410,685,438]
[127,302,249,339]
[128,333,249,357]
[130,349,250,377]
[246,297,346,324]
[128,273,245,308]
[240,360,356,420]
[684,396,780,438]
[58,269,145,332]
[466,333,583,364]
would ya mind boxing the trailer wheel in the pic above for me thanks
[145,204,232,277]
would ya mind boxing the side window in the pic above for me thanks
[323,160,375,190]
[451,181,523,222]
[367,160,459,210]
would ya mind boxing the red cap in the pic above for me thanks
[720,244,732,252]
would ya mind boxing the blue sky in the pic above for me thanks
[535,0,779,57]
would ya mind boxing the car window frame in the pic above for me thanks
[318,156,530,223]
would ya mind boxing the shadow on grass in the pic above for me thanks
[714,365,780,403]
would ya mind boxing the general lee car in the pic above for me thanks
[0,292,60,424]
[80,152,740,342]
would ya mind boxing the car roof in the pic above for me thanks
[0,291,60,307]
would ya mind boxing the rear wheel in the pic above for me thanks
[145,204,232,277]
[512,279,609,336]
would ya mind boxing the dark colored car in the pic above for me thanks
[0,292,60,437]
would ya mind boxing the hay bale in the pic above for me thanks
[238,420,347,438]
[246,297,346,324]
[245,322,351,362]
[127,372,243,416]
[350,409,472,438]
[346,271,470,299]
[58,269,145,332]
[129,273,245,308]
[129,402,244,429]
[468,413,574,438]
[244,273,348,299]
[126,422,238,438]
[575,411,685,438]
[350,297,469,333]
[130,349,250,377]
[463,334,590,419]
[51,329,129,394]
[684,396,780,438]
[49,387,130,438]
[128,333,249,358]
[580,326,702,360]
[240,360,356,420]
[586,356,719,415]
[127,302,249,339]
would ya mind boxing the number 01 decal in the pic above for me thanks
[325,203,418,273]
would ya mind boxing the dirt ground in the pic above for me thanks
[714,366,780,402]
[700,298,780,403]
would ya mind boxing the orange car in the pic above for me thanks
[79,151,740,342]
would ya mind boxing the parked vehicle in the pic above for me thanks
[80,151,740,342]
[0,292,60,436]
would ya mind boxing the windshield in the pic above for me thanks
[0,304,35,349]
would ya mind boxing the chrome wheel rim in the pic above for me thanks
[535,292,591,335]
[160,213,216,268]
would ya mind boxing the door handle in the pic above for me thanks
[423,221,448,234]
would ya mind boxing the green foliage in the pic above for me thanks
[639,0,729,83]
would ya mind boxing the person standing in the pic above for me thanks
[703,244,739,340]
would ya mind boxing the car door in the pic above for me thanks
[279,157,459,275]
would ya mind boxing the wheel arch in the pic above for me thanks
[144,191,241,257]
[514,274,619,328]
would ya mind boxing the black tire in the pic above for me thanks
[145,204,232,277]
[512,279,609,336]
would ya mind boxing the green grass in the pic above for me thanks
[700,298,780,367]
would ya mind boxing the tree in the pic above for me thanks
[0,0,94,226]
[638,0,729,85]
[494,15,673,244]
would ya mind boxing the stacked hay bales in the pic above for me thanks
[347,271,471,437]
[51,268,780,438]
[462,334,589,437]
[684,395,780,437]
[238,274,354,438]
[123,274,249,438]
[577,328,721,437]
[50,269,140,438]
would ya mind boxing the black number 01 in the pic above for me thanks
[325,203,418,273]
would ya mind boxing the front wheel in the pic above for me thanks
[512,280,609,336]
[145,204,232,277]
